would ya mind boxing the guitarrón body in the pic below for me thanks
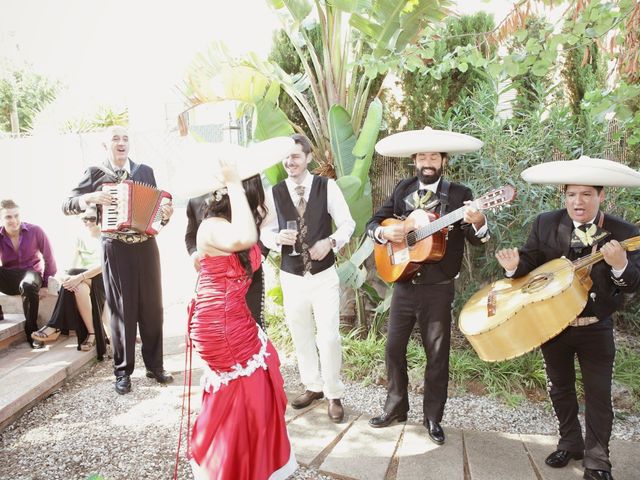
[459,236,640,362]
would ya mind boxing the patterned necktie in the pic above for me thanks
[115,169,128,182]
[294,185,312,273]
[295,185,306,216]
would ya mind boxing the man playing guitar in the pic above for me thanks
[366,127,489,445]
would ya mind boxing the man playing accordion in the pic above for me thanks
[62,125,174,395]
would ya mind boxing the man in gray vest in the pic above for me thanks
[261,133,355,422]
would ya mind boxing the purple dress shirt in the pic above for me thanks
[0,222,57,286]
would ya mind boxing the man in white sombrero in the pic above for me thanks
[496,156,640,480]
[366,127,489,445]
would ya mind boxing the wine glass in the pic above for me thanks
[286,220,300,256]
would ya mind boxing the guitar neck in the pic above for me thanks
[414,207,466,241]
[573,236,640,271]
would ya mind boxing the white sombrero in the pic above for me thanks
[521,155,640,187]
[375,127,484,157]
[174,137,294,197]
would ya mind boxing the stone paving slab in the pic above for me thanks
[521,434,640,480]
[320,415,403,480]
[396,424,464,480]
[287,402,355,466]
[0,336,95,430]
[521,434,583,479]
[465,430,537,480]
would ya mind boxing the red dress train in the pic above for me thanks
[188,245,296,480]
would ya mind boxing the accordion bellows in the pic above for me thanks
[102,180,172,235]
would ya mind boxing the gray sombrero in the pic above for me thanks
[375,127,484,157]
[521,155,640,187]
[174,137,294,197]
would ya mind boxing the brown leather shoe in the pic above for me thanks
[291,390,324,409]
[328,399,344,423]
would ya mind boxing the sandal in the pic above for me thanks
[31,327,61,343]
[80,333,96,351]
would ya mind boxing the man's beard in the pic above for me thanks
[417,166,442,185]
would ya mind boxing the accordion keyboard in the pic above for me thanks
[102,183,128,231]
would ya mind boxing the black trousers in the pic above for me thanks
[102,237,164,377]
[0,267,42,346]
[384,280,455,423]
[541,318,615,472]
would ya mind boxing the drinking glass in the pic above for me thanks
[286,220,300,256]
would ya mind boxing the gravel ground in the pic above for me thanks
[1,343,638,480]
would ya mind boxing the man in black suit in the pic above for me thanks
[185,182,266,329]
[496,175,640,480]
[367,142,489,445]
[63,125,174,395]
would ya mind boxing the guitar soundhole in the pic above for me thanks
[523,274,552,294]
[406,230,417,247]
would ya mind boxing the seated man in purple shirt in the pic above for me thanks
[0,199,57,348]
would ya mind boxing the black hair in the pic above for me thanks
[203,175,267,277]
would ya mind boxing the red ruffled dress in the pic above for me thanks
[188,245,296,480]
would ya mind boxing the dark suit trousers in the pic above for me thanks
[247,266,265,329]
[384,281,455,423]
[541,319,615,471]
[102,237,164,377]
[0,267,42,346]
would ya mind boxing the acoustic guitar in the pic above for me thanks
[374,185,516,282]
[459,236,640,362]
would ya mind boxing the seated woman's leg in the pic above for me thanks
[74,280,96,351]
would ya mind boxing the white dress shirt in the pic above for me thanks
[261,171,355,252]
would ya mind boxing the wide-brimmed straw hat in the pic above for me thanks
[520,155,640,187]
[174,137,294,197]
[375,127,484,158]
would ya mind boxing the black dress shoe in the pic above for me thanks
[426,420,445,445]
[545,449,584,468]
[584,468,613,480]
[328,399,344,423]
[146,369,174,384]
[290,390,324,409]
[368,411,408,428]
[115,375,131,395]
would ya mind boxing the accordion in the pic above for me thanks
[101,180,172,235]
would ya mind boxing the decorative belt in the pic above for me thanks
[102,231,151,244]
[570,316,599,327]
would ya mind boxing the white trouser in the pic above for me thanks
[280,266,345,399]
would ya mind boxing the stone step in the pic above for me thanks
[0,313,27,350]
[0,293,57,326]
[0,335,96,431]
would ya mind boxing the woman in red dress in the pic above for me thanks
[188,159,297,479]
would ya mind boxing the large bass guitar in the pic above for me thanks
[459,236,640,362]
[374,186,516,282]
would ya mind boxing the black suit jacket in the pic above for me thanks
[185,193,210,256]
[514,209,640,318]
[62,159,157,215]
[367,176,487,284]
